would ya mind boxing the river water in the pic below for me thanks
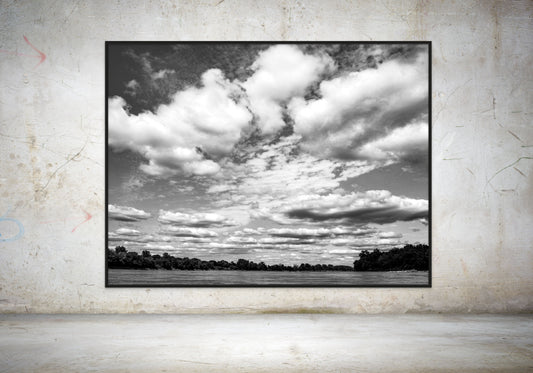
[108,269,429,286]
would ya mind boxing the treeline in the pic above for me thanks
[353,244,429,271]
[107,246,353,271]
[108,244,430,272]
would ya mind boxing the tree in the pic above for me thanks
[353,244,429,271]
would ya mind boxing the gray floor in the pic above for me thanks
[1,314,532,372]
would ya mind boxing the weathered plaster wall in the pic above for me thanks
[0,0,531,313]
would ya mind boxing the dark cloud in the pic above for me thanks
[301,43,427,76]
[267,227,375,239]
[286,206,428,225]
[108,204,151,222]
[108,43,270,115]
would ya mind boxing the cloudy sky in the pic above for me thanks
[107,42,429,266]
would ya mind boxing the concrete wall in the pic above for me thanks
[0,0,531,313]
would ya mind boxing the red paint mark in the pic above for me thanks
[0,49,33,57]
[0,36,46,68]
[23,36,46,68]
[71,209,92,232]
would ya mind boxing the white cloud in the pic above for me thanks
[143,243,177,252]
[233,228,264,236]
[108,232,171,244]
[213,134,383,215]
[122,175,146,193]
[357,121,428,161]
[242,45,334,134]
[108,68,252,177]
[172,236,214,244]
[161,226,219,238]
[328,248,357,254]
[377,238,403,246]
[108,204,151,222]
[289,50,428,161]
[158,209,237,227]
[327,238,356,247]
[225,236,258,244]
[378,231,403,239]
[139,147,221,177]
[125,79,140,96]
[206,184,234,194]
[267,226,373,238]
[221,225,389,255]
[225,236,307,245]
[151,69,175,80]
[125,80,139,89]
[115,228,142,236]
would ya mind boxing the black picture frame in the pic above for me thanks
[105,41,432,288]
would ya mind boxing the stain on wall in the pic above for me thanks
[0,0,531,313]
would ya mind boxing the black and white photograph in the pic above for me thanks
[106,42,431,287]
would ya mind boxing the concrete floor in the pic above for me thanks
[0,314,532,372]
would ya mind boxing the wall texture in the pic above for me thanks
[0,0,531,313]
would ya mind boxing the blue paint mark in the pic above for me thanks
[0,209,24,242]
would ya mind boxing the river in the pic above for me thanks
[108,269,429,286]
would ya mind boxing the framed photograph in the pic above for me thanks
[106,41,431,287]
